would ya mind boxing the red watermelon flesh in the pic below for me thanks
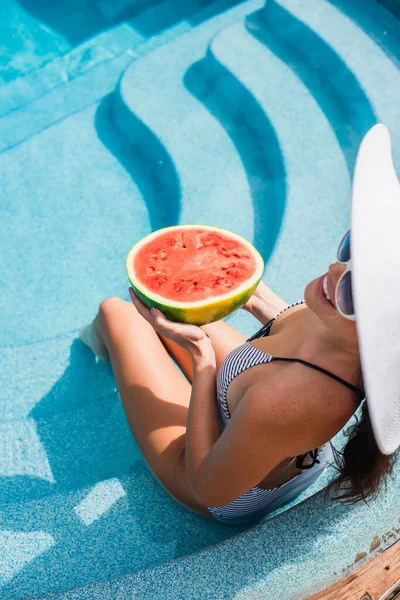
[133,228,257,302]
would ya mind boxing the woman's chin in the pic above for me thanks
[303,281,314,308]
[304,278,324,317]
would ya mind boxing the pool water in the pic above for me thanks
[1,0,399,598]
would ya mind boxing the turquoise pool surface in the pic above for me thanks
[1,0,400,598]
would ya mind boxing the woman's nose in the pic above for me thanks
[328,262,346,283]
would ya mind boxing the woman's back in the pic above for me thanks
[221,302,363,491]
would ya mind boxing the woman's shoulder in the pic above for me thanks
[269,301,307,334]
[248,363,357,451]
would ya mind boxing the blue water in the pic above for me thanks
[1,0,400,598]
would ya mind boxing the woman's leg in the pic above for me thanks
[95,298,246,517]
[96,297,210,515]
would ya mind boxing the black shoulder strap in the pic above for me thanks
[246,318,274,342]
[271,356,365,402]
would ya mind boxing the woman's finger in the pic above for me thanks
[129,288,207,348]
[150,307,165,322]
[150,307,178,336]
[129,289,170,335]
[129,288,152,321]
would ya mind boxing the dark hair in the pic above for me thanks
[324,369,398,505]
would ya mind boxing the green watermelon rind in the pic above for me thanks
[126,225,264,325]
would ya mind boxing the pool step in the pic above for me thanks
[113,0,264,253]
[262,0,400,166]
[0,51,137,154]
[0,96,156,348]
[0,0,166,87]
[208,21,350,298]
[0,0,262,349]
[0,26,140,119]
[0,0,242,119]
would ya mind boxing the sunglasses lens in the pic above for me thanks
[337,271,354,316]
[337,231,351,263]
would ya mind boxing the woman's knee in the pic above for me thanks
[99,297,125,318]
[98,297,134,332]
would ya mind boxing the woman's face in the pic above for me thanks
[304,262,359,348]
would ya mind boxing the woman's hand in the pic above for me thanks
[129,288,212,355]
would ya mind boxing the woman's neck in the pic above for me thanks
[285,307,362,380]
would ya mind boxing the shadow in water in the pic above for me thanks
[1,450,360,599]
[95,94,180,231]
[329,0,400,77]
[130,0,246,37]
[249,5,377,174]
[1,457,247,598]
[0,340,126,505]
[16,0,160,46]
[0,341,247,598]
[189,0,247,25]
[376,0,400,20]
[15,0,247,48]
[184,57,286,265]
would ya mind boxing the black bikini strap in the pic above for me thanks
[246,319,274,342]
[296,448,320,470]
[271,356,365,402]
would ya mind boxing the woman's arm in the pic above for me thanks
[242,280,288,324]
[184,377,302,507]
[184,340,222,501]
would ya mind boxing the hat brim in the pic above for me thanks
[351,124,400,455]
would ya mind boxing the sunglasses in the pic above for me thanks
[335,230,355,321]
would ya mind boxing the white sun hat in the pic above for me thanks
[351,124,400,455]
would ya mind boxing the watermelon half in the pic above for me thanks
[126,225,264,325]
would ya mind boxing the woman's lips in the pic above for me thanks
[318,275,335,308]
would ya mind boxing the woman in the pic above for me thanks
[80,124,400,526]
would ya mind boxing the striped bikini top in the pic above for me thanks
[217,301,365,470]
